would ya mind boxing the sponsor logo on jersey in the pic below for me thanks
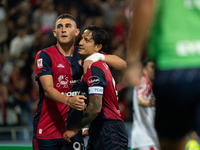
[78,60,82,66]
[57,64,65,68]
[37,58,43,69]
[69,79,80,85]
[56,75,69,88]
[176,40,200,56]
[61,91,86,97]
[57,75,81,88]
[87,76,100,85]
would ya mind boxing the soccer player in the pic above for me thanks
[125,0,200,149]
[131,59,160,150]
[33,14,127,150]
[63,25,128,150]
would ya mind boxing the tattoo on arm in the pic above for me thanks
[75,94,102,129]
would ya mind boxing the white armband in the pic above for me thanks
[85,53,105,62]
[88,86,103,95]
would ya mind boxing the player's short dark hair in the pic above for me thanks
[55,14,77,26]
[142,58,155,68]
[82,25,108,51]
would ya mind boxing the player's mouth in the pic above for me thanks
[79,46,84,51]
[61,35,68,38]
[79,45,84,51]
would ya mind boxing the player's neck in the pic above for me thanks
[57,42,74,57]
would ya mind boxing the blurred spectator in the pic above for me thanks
[9,64,32,126]
[100,0,120,28]
[118,87,132,122]
[92,16,105,29]
[0,82,18,126]
[0,0,8,57]
[40,1,58,32]
[82,0,101,18]
[32,0,48,25]
[0,56,13,84]
[9,25,35,67]
[0,83,8,126]
[109,9,128,53]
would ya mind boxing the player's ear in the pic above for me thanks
[75,28,80,36]
[94,44,102,52]
[53,30,56,37]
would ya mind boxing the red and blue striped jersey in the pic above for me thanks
[79,60,123,122]
[34,45,83,139]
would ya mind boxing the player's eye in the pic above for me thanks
[57,25,62,28]
[66,24,72,28]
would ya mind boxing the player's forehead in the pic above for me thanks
[82,29,93,39]
[55,18,76,27]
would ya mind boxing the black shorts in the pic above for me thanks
[153,68,200,139]
[86,118,128,150]
[33,131,84,150]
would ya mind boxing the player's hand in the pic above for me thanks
[149,98,155,107]
[68,95,86,111]
[63,128,79,143]
[83,60,93,74]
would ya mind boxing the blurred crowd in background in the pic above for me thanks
[0,0,134,128]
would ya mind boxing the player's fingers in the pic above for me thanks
[63,133,67,140]
[76,105,85,111]
[76,100,85,106]
[66,138,71,143]
[84,67,87,74]
[78,95,87,99]
[63,134,71,143]
[88,61,92,68]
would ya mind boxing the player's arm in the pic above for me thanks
[83,53,127,73]
[104,54,127,70]
[63,94,102,142]
[127,0,155,64]
[124,0,155,86]
[39,75,86,111]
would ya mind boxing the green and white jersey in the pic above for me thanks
[147,0,200,70]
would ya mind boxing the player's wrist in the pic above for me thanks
[66,97,69,105]
[85,53,105,62]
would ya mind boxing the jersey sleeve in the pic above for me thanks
[137,78,148,98]
[35,50,52,80]
[83,66,107,95]
[100,51,108,55]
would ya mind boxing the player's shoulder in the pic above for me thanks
[92,61,108,70]
[137,76,148,87]
[141,76,148,83]
[36,45,56,55]
[43,45,56,53]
